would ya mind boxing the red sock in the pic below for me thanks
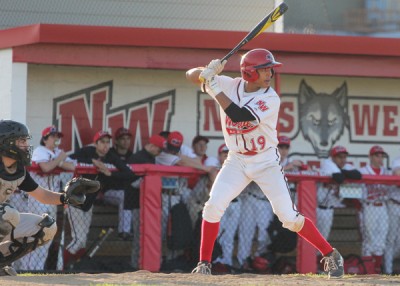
[199,219,220,262]
[297,217,333,256]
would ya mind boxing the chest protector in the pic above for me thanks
[0,169,25,203]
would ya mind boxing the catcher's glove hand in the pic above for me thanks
[63,177,100,206]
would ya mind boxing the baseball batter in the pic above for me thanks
[186,49,344,278]
[0,120,97,276]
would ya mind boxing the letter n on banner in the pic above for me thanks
[197,91,223,138]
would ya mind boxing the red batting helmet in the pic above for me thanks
[240,49,282,82]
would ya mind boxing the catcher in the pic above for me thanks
[0,120,100,276]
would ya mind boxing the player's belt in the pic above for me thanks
[238,151,258,156]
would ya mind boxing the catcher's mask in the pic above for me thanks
[240,49,282,82]
[0,120,33,166]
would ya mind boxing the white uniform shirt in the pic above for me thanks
[318,158,355,208]
[392,156,400,172]
[204,156,220,168]
[210,76,279,154]
[31,145,73,191]
[389,156,400,202]
[359,165,390,202]
[156,144,197,166]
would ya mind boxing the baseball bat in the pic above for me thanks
[87,227,114,258]
[222,2,288,62]
[198,3,288,83]
[56,206,67,271]
[56,180,67,271]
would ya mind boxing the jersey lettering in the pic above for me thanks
[255,100,269,112]
[225,116,258,135]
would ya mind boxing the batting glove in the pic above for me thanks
[199,59,226,82]
[207,59,226,75]
[203,76,222,98]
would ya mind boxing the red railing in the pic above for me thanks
[27,164,400,273]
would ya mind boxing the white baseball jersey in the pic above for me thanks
[318,158,355,208]
[156,144,197,166]
[388,156,400,202]
[204,156,219,168]
[392,156,400,171]
[31,146,73,191]
[212,76,279,154]
[359,165,390,202]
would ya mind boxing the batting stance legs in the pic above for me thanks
[194,149,343,277]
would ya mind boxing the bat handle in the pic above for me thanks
[221,54,231,62]
[199,59,228,83]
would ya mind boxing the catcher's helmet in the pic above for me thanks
[0,120,32,166]
[240,49,282,82]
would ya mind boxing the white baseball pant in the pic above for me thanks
[316,207,334,240]
[203,148,303,233]
[384,200,400,274]
[213,198,241,266]
[66,206,93,254]
[104,189,132,234]
[361,203,388,256]
[237,193,273,266]
[16,195,57,270]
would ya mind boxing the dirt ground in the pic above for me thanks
[1,271,400,286]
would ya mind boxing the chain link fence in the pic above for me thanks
[9,168,400,275]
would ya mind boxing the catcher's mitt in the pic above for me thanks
[63,177,100,206]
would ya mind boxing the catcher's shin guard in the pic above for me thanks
[0,214,56,267]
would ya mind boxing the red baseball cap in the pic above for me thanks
[218,144,229,154]
[115,127,132,139]
[93,130,112,143]
[369,145,387,156]
[330,145,349,157]
[149,134,166,149]
[278,135,290,146]
[167,131,183,153]
[42,125,63,138]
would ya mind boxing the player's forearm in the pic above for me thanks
[177,156,205,170]
[30,186,63,205]
[38,160,62,173]
[61,161,76,171]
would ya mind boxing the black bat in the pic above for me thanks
[222,2,288,62]
[198,3,288,82]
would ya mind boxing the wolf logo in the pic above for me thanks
[298,80,349,158]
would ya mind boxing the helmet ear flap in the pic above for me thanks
[241,66,259,82]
